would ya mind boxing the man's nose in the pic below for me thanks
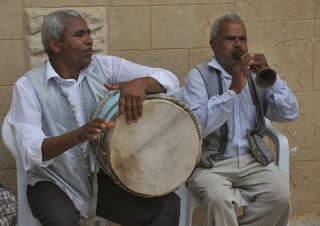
[85,33,93,45]
[233,38,241,46]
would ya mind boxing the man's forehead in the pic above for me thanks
[218,21,246,35]
[219,21,246,31]
[63,17,88,33]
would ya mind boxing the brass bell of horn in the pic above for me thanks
[255,68,277,89]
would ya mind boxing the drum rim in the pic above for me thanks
[90,91,202,197]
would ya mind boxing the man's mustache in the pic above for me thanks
[231,48,244,61]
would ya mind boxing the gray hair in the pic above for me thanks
[41,10,84,56]
[210,14,244,41]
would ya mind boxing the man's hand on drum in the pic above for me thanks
[105,79,146,124]
[72,119,114,143]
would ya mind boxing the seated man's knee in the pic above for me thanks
[275,182,291,208]
[27,182,80,226]
[204,187,233,208]
[260,176,290,208]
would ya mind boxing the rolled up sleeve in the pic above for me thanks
[9,77,53,170]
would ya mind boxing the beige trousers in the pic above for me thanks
[188,154,291,226]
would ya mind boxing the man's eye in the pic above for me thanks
[74,30,91,37]
[75,32,85,37]
[224,37,235,41]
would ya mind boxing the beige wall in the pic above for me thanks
[0,0,319,225]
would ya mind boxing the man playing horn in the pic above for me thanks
[183,14,299,226]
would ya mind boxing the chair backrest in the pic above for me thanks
[2,115,18,158]
[1,114,41,226]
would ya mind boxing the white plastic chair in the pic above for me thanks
[1,114,108,226]
[176,118,290,226]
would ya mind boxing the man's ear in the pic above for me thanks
[209,39,216,51]
[48,38,62,54]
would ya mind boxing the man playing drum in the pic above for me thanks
[8,9,180,226]
[183,14,299,226]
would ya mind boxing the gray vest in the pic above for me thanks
[25,58,107,216]
[195,60,266,158]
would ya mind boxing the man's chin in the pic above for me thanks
[83,56,92,65]
[78,57,92,70]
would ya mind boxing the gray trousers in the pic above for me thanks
[27,172,180,226]
[188,154,291,226]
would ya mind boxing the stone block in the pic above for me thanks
[246,20,314,91]
[295,92,320,119]
[151,0,233,5]
[0,86,13,115]
[0,40,25,85]
[291,214,320,226]
[151,4,234,49]
[109,49,189,83]
[236,0,316,21]
[106,0,150,6]
[0,169,17,194]
[314,20,320,90]
[25,8,107,68]
[25,0,149,7]
[315,118,320,138]
[0,139,15,171]
[0,0,23,39]
[0,115,3,133]
[247,20,313,53]
[275,114,319,161]
[108,6,150,51]
[290,160,320,216]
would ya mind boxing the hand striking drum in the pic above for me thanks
[90,90,202,197]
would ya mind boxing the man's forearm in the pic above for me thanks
[41,132,79,161]
[41,119,113,161]
[140,77,166,94]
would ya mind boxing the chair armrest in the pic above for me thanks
[264,118,289,175]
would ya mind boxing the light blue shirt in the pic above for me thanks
[183,58,299,158]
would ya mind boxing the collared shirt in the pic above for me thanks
[183,58,299,158]
[9,54,180,171]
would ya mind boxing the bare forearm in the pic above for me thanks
[41,119,114,161]
[41,132,79,161]
[140,77,166,94]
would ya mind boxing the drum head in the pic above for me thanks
[104,98,201,197]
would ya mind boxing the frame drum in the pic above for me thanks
[90,90,201,197]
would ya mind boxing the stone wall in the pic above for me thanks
[0,0,319,225]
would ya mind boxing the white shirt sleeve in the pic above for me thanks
[8,76,53,170]
[94,55,180,95]
[265,74,299,122]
